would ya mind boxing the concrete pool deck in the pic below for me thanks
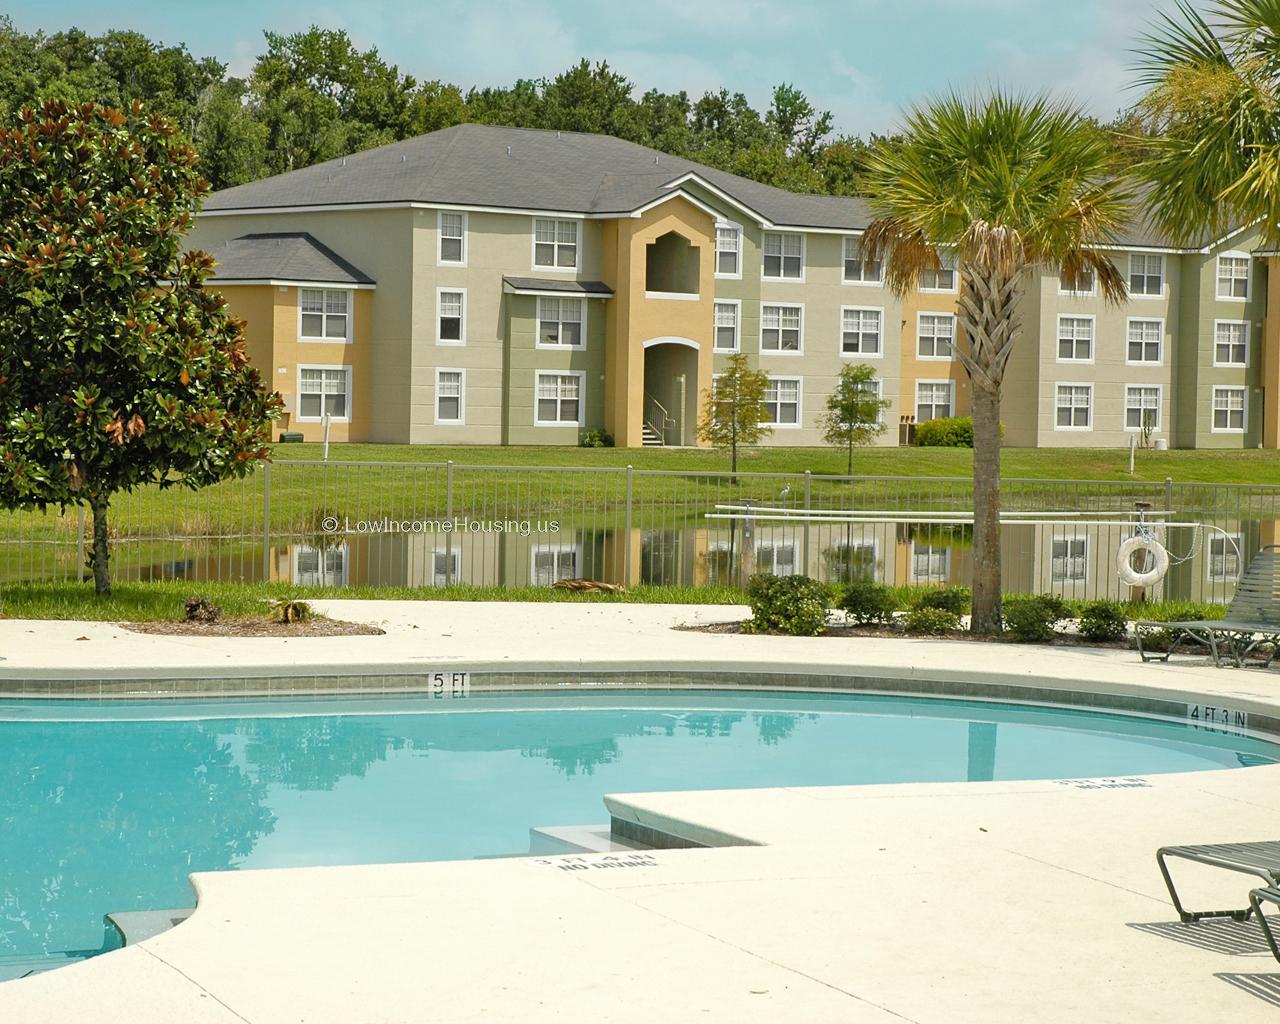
[1,601,1279,1022]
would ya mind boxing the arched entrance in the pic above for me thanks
[642,338,700,446]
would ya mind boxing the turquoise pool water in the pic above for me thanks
[1,688,1276,979]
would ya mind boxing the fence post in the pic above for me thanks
[1164,476,1174,513]
[261,462,271,582]
[76,506,86,583]
[802,470,811,574]
[624,465,633,587]
[445,460,454,586]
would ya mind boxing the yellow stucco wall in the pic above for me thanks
[1264,257,1280,449]
[898,280,970,427]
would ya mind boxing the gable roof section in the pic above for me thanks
[208,233,375,286]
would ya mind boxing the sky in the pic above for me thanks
[8,1,1198,138]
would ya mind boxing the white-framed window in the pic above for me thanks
[297,365,351,422]
[1058,265,1097,296]
[531,543,581,585]
[915,380,953,422]
[910,541,950,583]
[435,368,465,425]
[917,312,955,359]
[762,377,801,427]
[840,306,882,356]
[762,231,804,280]
[532,217,579,271]
[715,223,742,278]
[755,540,798,576]
[760,303,803,353]
[1054,383,1092,430]
[919,251,957,292]
[1056,315,1094,362]
[534,370,584,426]
[1124,385,1161,432]
[1213,320,1249,367]
[536,296,585,349]
[1051,537,1088,582]
[437,288,465,345]
[855,376,884,425]
[1129,253,1164,298]
[1208,535,1241,581]
[714,300,740,352]
[1126,318,1163,364]
[842,236,882,284]
[293,544,348,586]
[1211,385,1246,433]
[438,210,466,265]
[432,547,461,587]
[1216,253,1250,300]
[299,288,351,342]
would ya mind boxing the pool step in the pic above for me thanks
[528,823,653,855]
[106,908,193,946]
[0,949,99,982]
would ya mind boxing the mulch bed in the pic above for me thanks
[123,618,385,637]
[677,619,1136,651]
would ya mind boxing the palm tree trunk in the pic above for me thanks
[970,387,1001,633]
[89,492,112,596]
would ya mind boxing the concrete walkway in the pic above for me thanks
[1,602,1279,1022]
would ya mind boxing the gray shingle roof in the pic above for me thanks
[208,233,375,285]
[502,276,613,296]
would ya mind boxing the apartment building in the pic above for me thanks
[188,122,1279,449]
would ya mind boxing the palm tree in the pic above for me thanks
[1133,0,1280,247]
[861,93,1130,633]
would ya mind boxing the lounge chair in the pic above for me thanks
[1156,841,1280,923]
[1136,545,1280,667]
[1248,886,1280,963]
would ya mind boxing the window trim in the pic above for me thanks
[1123,384,1162,433]
[918,251,958,294]
[530,216,581,274]
[1057,265,1098,297]
[842,235,883,287]
[759,301,805,356]
[1210,384,1248,434]
[437,209,467,267]
[1207,533,1243,582]
[714,221,743,280]
[1055,313,1095,365]
[909,539,951,583]
[530,542,584,586]
[533,369,586,428]
[1128,252,1165,300]
[916,311,956,361]
[761,375,803,429]
[292,542,349,587]
[436,286,467,347]
[1050,535,1089,583]
[534,296,588,351]
[1053,381,1094,432]
[431,544,462,587]
[1212,318,1250,368]
[713,298,741,353]
[434,367,466,426]
[296,363,352,424]
[761,230,806,283]
[914,378,954,423]
[297,287,353,344]
[839,304,884,359]
[1124,316,1165,367]
[1215,251,1251,302]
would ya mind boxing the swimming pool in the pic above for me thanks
[1,688,1276,980]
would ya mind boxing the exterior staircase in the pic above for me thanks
[641,425,665,447]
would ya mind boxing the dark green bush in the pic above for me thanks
[904,606,962,634]
[744,574,831,636]
[1078,600,1129,643]
[1003,595,1066,643]
[580,429,615,448]
[914,585,971,615]
[839,579,899,625]
[914,416,973,447]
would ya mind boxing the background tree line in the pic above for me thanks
[0,18,1153,197]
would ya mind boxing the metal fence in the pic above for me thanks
[2,460,1276,603]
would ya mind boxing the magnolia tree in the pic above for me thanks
[0,100,281,594]
[820,363,888,475]
[697,353,771,477]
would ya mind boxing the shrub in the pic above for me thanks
[914,585,971,615]
[1078,600,1128,643]
[271,598,313,624]
[184,595,221,623]
[913,416,973,447]
[904,606,962,634]
[1004,595,1066,643]
[839,579,899,625]
[744,574,830,636]
[1135,626,1181,653]
[580,429,615,448]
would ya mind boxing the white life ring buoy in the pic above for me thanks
[1116,535,1169,587]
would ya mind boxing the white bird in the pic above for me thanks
[779,484,791,501]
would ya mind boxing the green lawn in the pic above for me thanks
[273,442,1280,485]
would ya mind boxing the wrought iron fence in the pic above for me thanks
[1,461,1275,604]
